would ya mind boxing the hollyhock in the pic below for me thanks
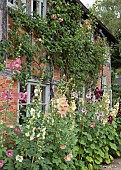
[14,126,21,134]
[6,150,14,157]
[86,92,92,99]
[0,160,4,168]
[59,18,63,22]
[81,108,87,115]
[64,152,73,162]
[57,97,68,117]
[108,115,113,124]
[60,145,66,150]
[2,90,8,101]
[18,92,25,101]
[52,14,57,19]
[13,58,21,70]
[9,91,14,100]
[72,92,78,99]
[16,155,23,162]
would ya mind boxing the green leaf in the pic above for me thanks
[88,163,93,170]
[105,159,111,164]
[109,142,117,151]
[116,151,121,157]
[80,139,86,145]
[90,144,95,149]
[86,156,93,162]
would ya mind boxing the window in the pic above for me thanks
[102,76,107,92]
[7,0,26,8]
[18,79,50,124]
[31,0,47,17]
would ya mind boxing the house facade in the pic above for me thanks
[0,0,116,125]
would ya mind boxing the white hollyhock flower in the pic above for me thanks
[16,155,23,162]
[30,108,35,116]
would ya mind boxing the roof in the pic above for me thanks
[76,0,117,43]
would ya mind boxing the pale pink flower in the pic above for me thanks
[81,108,87,115]
[18,92,25,101]
[64,152,73,162]
[13,58,21,70]
[86,92,92,99]
[6,150,14,157]
[57,97,68,117]
[2,90,8,101]
[72,92,78,99]
[59,18,63,22]
[90,124,96,128]
[17,70,21,74]
[14,126,21,134]
[9,91,14,100]
[0,160,4,168]
[60,145,66,150]
[52,14,57,19]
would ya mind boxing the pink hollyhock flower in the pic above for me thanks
[60,145,66,150]
[81,108,87,115]
[16,70,21,74]
[21,105,25,109]
[64,152,73,162]
[6,150,14,157]
[0,160,4,168]
[18,92,25,101]
[52,14,57,19]
[86,92,92,99]
[9,91,14,100]
[2,90,8,101]
[14,126,21,134]
[59,18,63,22]
[13,58,21,70]
[72,92,78,99]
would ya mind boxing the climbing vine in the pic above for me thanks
[0,0,106,89]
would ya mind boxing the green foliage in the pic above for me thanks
[0,0,106,88]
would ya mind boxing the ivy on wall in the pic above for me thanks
[0,0,106,90]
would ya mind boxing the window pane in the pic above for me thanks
[30,84,36,101]
[8,0,14,3]
[19,105,27,125]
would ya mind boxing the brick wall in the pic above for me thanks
[0,71,18,125]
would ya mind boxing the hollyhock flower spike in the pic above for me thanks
[0,160,4,168]
[6,150,14,157]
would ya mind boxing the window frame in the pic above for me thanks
[18,79,50,123]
